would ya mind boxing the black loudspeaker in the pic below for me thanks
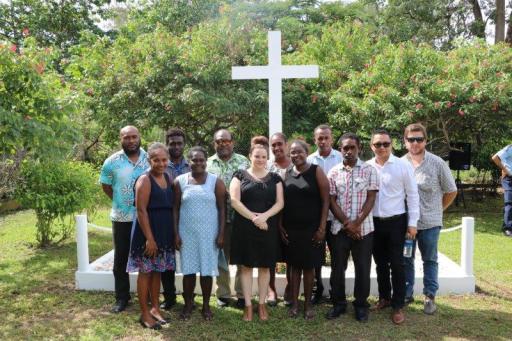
[449,143,471,171]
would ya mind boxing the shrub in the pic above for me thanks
[15,160,101,246]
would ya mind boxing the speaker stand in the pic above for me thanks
[455,170,466,208]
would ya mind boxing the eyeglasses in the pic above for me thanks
[406,137,425,143]
[214,139,232,145]
[373,142,391,148]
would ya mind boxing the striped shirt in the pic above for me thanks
[327,159,379,236]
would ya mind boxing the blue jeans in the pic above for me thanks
[405,226,440,298]
[502,176,512,230]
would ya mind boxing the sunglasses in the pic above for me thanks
[215,139,232,145]
[406,137,425,143]
[373,142,391,148]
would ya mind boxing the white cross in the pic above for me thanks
[232,31,319,137]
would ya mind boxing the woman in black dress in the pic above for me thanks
[127,143,175,329]
[229,142,284,322]
[281,140,330,319]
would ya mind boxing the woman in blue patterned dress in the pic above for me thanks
[127,143,175,330]
[174,146,226,321]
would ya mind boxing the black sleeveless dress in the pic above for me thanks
[282,164,322,269]
[127,172,175,273]
[230,170,282,268]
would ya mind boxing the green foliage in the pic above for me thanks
[15,160,101,246]
[328,40,512,165]
[0,0,112,50]
[0,38,78,198]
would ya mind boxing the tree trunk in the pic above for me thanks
[495,0,505,43]
[506,10,512,45]
[469,0,486,38]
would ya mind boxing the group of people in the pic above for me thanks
[100,122,458,329]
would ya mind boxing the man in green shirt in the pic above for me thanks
[207,129,250,309]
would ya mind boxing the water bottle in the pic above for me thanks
[403,239,414,258]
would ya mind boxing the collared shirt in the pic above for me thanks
[167,157,191,180]
[207,152,250,222]
[327,159,379,236]
[496,145,512,175]
[402,151,457,230]
[99,149,149,222]
[266,160,292,180]
[307,148,343,175]
[367,154,420,227]
[307,148,343,221]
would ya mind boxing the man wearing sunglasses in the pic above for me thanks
[492,144,512,237]
[367,129,419,325]
[402,123,457,315]
[207,129,250,309]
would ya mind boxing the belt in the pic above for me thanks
[373,213,406,221]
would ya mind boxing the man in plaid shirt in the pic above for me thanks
[326,133,379,322]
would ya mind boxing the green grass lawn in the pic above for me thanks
[1,194,511,340]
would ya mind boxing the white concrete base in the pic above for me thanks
[75,249,475,296]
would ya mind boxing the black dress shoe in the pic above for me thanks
[325,305,346,320]
[311,293,323,305]
[160,299,176,310]
[354,307,369,322]
[111,299,129,313]
[235,298,245,310]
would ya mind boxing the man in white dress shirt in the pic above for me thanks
[367,129,419,325]
[307,124,343,304]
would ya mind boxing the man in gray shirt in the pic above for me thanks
[402,123,457,315]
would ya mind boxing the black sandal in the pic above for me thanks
[179,307,193,321]
[201,308,213,321]
[139,317,162,330]
[150,312,169,325]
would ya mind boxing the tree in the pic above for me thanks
[0,0,112,50]
[16,160,102,246]
[0,38,78,199]
[327,40,512,165]
[495,0,506,42]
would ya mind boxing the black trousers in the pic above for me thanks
[372,214,407,309]
[113,221,132,301]
[331,230,374,308]
[315,222,334,295]
[161,270,176,301]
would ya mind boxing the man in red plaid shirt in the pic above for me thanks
[326,132,379,322]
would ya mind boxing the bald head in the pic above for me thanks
[214,129,232,141]
[120,125,139,137]
[120,125,141,156]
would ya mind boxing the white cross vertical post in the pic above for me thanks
[232,31,319,137]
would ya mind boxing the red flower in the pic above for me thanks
[458,109,464,117]
[22,28,30,37]
[311,95,318,104]
[415,103,423,110]
[446,101,453,108]
[9,44,17,53]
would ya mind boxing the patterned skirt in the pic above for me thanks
[127,249,175,273]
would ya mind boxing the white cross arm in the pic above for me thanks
[232,65,319,80]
